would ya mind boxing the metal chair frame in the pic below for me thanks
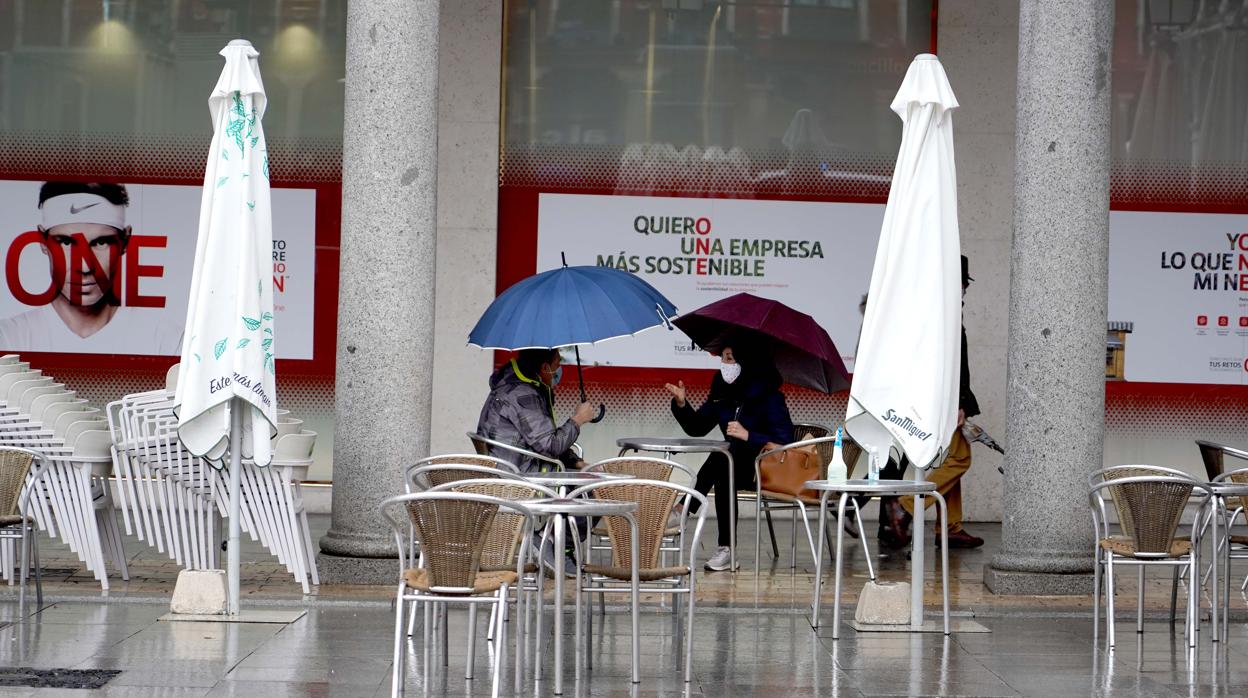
[0,447,51,613]
[467,432,570,473]
[568,479,709,684]
[754,435,874,577]
[380,492,538,698]
[1088,466,1212,650]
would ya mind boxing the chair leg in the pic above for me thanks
[392,591,406,697]
[18,529,28,615]
[1106,555,1116,649]
[492,589,507,698]
[1092,550,1102,645]
[422,601,433,687]
[763,502,779,559]
[684,577,697,684]
[440,605,449,668]
[30,527,41,608]
[466,604,477,679]
[1136,566,1145,634]
[1169,566,1179,631]
[790,507,798,569]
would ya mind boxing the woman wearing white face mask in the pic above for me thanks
[665,342,794,571]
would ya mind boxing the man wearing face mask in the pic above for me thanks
[665,341,794,571]
[476,348,595,474]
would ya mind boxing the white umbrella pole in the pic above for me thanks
[227,398,242,616]
[911,468,925,629]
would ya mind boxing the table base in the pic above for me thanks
[847,619,991,634]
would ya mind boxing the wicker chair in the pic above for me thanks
[569,479,709,684]
[752,434,874,576]
[0,447,49,610]
[583,457,693,563]
[427,479,556,686]
[380,492,537,697]
[1089,465,1211,649]
[467,432,571,473]
[405,462,527,493]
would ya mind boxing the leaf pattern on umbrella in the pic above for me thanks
[242,316,261,331]
[214,338,228,360]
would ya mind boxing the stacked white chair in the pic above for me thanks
[0,355,127,590]
[108,364,319,590]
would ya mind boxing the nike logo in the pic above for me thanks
[69,202,100,214]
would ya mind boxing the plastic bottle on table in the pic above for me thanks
[827,427,848,482]
[867,447,881,482]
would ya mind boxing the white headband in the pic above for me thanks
[40,193,126,231]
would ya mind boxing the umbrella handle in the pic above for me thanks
[590,404,606,424]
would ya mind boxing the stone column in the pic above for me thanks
[984,0,1113,595]
[318,0,439,583]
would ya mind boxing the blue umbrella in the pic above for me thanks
[468,259,677,421]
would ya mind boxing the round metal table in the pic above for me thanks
[518,496,640,694]
[803,478,950,638]
[617,437,738,569]
[524,470,628,495]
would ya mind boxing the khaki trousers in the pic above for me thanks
[901,428,971,533]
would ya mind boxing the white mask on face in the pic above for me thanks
[719,362,742,384]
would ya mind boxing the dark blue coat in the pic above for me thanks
[671,372,794,481]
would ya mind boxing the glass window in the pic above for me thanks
[0,0,346,181]
[1111,0,1248,207]
[500,0,936,199]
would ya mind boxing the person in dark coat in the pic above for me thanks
[665,342,794,571]
[888,255,984,548]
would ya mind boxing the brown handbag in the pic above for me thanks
[758,433,824,501]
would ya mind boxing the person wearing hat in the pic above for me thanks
[884,254,983,548]
[0,181,182,355]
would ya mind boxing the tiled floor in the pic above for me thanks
[1,514,1246,695]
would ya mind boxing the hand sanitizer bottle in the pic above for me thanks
[827,427,848,482]
[867,446,881,482]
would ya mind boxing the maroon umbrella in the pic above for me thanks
[673,293,850,393]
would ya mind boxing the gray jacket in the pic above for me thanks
[475,362,580,473]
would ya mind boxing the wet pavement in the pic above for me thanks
[0,515,1245,695]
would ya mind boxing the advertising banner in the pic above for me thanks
[1110,211,1248,385]
[537,193,885,370]
[0,180,315,359]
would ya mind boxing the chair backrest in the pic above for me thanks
[276,417,303,438]
[0,363,30,381]
[40,400,88,431]
[63,416,108,445]
[165,363,180,392]
[405,461,527,493]
[573,479,688,571]
[1196,440,1248,482]
[273,431,316,461]
[1213,466,1248,513]
[0,448,36,517]
[6,377,52,406]
[55,408,103,439]
[585,456,691,483]
[19,384,64,415]
[467,432,563,472]
[379,492,533,592]
[431,479,557,569]
[757,434,841,481]
[73,429,114,458]
[1092,467,1198,556]
[0,370,40,401]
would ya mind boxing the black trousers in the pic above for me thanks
[688,452,755,547]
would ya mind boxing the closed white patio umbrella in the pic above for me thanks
[175,39,278,616]
[843,53,962,627]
